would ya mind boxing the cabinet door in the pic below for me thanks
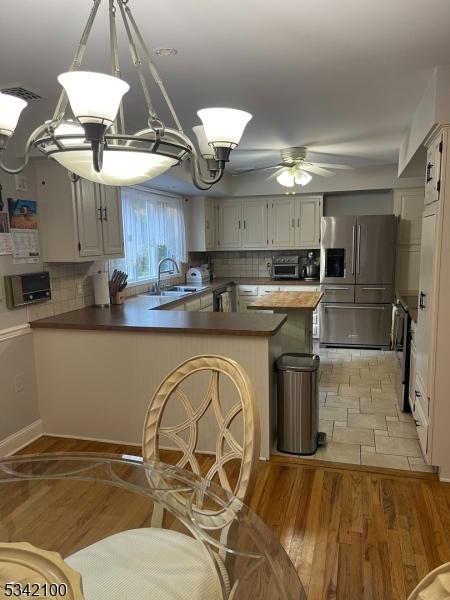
[295,197,322,248]
[205,198,216,250]
[269,198,295,248]
[393,188,424,245]
[101,186,124,256]
[415,206,437,396]
[242,199,268,248]
[425,134,443,205]
[75,179,103,257]
[218,200,242,249]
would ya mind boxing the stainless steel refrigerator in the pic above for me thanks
[319,215,396,348]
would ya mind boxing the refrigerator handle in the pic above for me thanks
[356,224,362,275]
[351,225,356,275]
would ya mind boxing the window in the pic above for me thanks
[111,186,186,284]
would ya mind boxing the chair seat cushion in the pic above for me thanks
[66,528,223,600]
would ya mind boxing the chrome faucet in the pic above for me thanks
[155,257,180,294]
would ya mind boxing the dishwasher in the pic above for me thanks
[213,286,234,312]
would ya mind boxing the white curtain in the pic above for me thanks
[111,186,186,283]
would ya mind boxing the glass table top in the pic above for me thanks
[0,453,305,599]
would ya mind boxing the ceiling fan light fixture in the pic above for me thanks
[276,169,295,187]
[294,169,312,186]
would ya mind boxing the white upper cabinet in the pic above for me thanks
[187,194,322,251]
[217,200,243,249]
[185,196,217,252]
[205,198,216,250]
[100,185,124,256]
[35,160,124,262]
[425,132,443,206]
[394,187,425,245]
[269,197,296,248]
[269,196,322,249]
[75,178,104,257]
[295,196,322,247]
[242,198,268,248]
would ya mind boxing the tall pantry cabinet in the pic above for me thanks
[34,160,124,262]
[414,126,450,480]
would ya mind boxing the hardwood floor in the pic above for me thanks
[14,436,450,599]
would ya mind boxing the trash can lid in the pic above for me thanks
[276,353,320,372]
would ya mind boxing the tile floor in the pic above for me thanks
[277,345,435,473]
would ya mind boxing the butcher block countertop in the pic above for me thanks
[30,295,287,337]
[248,291,323,310]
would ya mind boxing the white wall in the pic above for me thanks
[324,190,393,216]
[0,165,41,448]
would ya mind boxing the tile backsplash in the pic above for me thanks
[27,262,187,321]
[189,250,320,279]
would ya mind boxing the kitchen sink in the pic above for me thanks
[166,285,207,293]
[145,290,188,297]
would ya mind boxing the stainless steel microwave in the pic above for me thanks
[4,271,51,309]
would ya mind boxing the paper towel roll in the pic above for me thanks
[93,272,110,307]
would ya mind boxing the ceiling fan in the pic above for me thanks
[233,146,353,188]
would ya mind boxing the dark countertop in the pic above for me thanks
[396,290,419,323]
[30,294,287,337]
[29,277,315,336]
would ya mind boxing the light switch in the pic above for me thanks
[15,175,28,192]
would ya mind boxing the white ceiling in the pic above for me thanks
[2,0,450,172]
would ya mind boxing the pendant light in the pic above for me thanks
[0,0,252,189]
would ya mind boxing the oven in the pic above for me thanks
[271,256,300,280]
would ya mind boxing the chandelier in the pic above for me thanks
[276,167,312,188]
[0,0,252,188]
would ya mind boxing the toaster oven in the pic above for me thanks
[271,256,300,279]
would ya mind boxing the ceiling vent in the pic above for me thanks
[0,84,43,102]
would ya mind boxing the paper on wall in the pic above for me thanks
[7,198,40,264]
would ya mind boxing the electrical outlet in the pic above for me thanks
[15,175,28,192]
[15,373,24,393]
[76,282,84,296]
[266,261,271,268]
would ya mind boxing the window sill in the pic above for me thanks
[126,273,183,289]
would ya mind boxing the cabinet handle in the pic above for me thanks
[238,220,241,229]
[97,208,103,221]
[426,162,433,182]
[297,218,300,227]
[291,218,295,228]
[102,207,107,221]
[206,220,209,230]
[243,220,247,229]
[414,419,421,427]
[419,291,426,310]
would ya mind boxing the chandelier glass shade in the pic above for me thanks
[276,167,312,188]
[0,92,27,137]
[0,0,252,188]
[57,71,130,125]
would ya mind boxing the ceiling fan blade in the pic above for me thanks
[313,162,353,170]
[301,164,336,177]
[233,165,280,175]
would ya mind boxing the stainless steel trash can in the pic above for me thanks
[276,353,321,455]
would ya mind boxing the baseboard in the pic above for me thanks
[0,420,43,456]
[42,432,142,449]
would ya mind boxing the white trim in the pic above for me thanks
[0,324,32,343]
[0,420,43,456]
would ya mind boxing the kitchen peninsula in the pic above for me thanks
[31,297,286,459]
